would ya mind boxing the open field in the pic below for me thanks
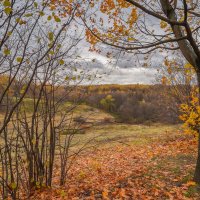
[1,101,200,199]
[32,121,200,199]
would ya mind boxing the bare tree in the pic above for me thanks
[0,0,88,199]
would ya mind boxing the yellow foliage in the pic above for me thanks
[100,0,115,13]
[77,171,86,180]
[179,88,200,135]
[186,181,197,187]
[160,20,168,29]
[161,76,168,85]
[116,0,130,8]
[85,28,99,46]
[128,8,138,27]
[164,59,170,67]
[102,189,109,199]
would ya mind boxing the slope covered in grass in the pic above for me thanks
[31,124,200,199]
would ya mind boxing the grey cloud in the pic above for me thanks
[100,67,158,84]
[78,46,163,84]
[77,58,106,70]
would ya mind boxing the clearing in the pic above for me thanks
[31,105,200,199]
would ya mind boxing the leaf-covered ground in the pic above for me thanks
[32,124,200,199]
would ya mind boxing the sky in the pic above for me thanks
[73,3,169,85]
[77,45,163,85]
[69,1,187,85]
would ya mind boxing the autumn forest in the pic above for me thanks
[0,0,200,199]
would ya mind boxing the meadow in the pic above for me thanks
[27,103,200,199]
[1,88,200,199]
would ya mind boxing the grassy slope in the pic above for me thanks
[1,99,200,199]
[68,123,200,199]
[34,121,200,199]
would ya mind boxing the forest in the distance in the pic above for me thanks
[0,78,188,124]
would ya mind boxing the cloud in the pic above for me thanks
[76,49,161,84]
[100,67,158,84]
[77,58,106,70]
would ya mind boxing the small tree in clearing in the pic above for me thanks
[100,95,115,112]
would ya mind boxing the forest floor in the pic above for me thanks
[5,101,198,199]
[32,122,200,200]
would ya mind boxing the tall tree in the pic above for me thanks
[84,0,200,183]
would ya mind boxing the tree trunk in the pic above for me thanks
[193,71,200,183]
[194,131,200,183]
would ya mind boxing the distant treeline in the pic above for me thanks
[73,84,190,124]
[0,76,190,124]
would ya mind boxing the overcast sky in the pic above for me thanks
[72,5,173,85]
[76,44,164,85]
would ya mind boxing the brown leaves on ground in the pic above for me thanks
[32,134,199,199]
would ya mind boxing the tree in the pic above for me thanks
[0,0,77,134]
[100,94,115,112]
[156,57,195,117]
[82,0,200,183]
[53,0,200,183]
[0,0,86,198]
